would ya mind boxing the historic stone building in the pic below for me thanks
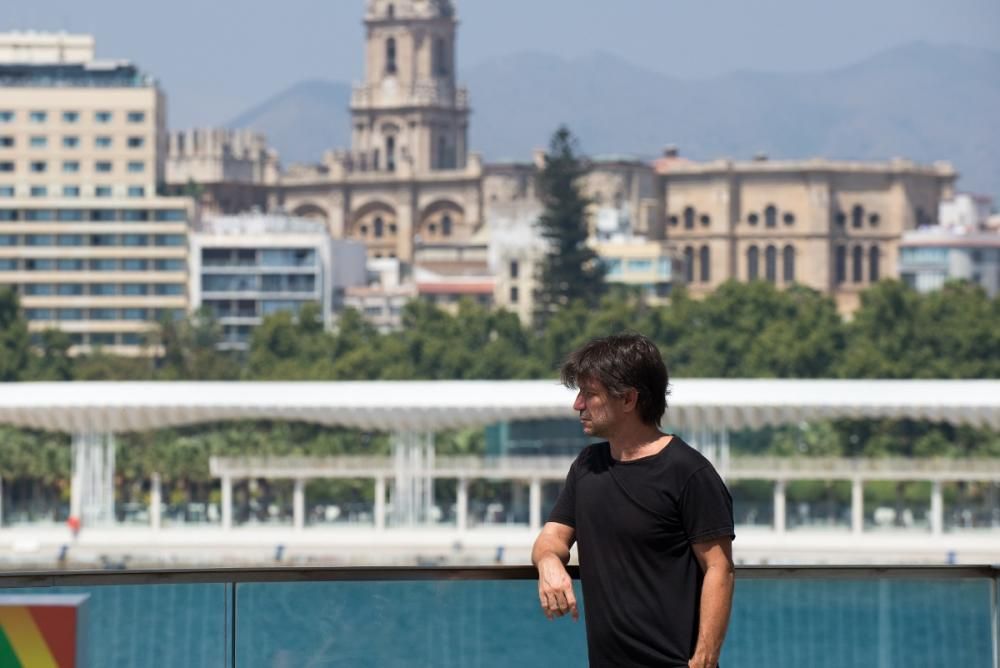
[656,152,956,312]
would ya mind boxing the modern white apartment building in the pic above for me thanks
[899,226,1000,297]
[189,214,367,350]
[0,32,190,355]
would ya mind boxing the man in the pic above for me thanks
[532,333,735,667]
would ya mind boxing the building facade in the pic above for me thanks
[656,154,957,312]
[899,227,1000,297]
[0,31,191,355]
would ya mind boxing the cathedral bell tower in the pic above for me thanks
[352,0,470,174]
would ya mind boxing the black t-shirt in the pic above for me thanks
[547,437,734,667]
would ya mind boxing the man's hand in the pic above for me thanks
[688,651,719,667]
[536,554,578,621]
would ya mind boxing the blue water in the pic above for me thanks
[2,577,994,667]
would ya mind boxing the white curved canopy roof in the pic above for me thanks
[0,380,996,433]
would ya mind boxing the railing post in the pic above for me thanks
[456,478,468,533]
[529,478,542,531]
[773,480,786,534]
[374,475,386,531]
[293,478,305,531]
[150,473,161,532]
[930,480,943,536]
[222,475,232,531]
[852,477,864,535]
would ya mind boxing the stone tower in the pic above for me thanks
[353,0,469,174]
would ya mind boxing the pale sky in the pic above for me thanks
[5,0,999,127]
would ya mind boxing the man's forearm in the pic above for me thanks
[531,533,570,566]
[693,564,734,663]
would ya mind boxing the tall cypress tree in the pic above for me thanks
[534,126,605,326]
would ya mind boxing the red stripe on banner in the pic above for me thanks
[27,607,77,668]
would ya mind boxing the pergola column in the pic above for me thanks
[293,478,305,531]
[456,478,468,533]
[930,480,943,536]
[374,475,386,531]
[529,478,542,531]
[773,480,786,534]
[221,475,233,530]
[851,477,864,535]
[150,473,161,531]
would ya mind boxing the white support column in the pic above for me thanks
[221,475,232,531]
[374,476,386,531]
[293,478,305,531]
[930,480,943,536]
[70,432,116,526]
[0,475,3,529]
[150,473,161,531]
[456,478,468,533]
[773,480,786,534]
[529,478,542,531]
[851,477,864,535]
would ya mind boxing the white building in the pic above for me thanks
[189,214,367,349]
[939,193,993,230]
[899,226,1000,297]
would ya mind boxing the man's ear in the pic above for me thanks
[622,388,639,413]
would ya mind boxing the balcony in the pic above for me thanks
[1,565,996,667]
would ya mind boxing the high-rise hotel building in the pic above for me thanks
[0,32,190,355]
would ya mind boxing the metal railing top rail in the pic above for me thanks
[0,565,997,589]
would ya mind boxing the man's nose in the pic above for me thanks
[573,392,585,411]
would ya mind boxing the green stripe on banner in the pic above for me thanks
[0,627,22,668]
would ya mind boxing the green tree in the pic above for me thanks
[25,329,74,381]
[0,287,29,381]
[534,126,605,326]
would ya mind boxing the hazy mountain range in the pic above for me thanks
[226,42,1000,198]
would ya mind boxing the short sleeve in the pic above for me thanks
[679,465,735,544]
[546,460,577,528]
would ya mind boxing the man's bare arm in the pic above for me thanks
[689,536,735,668]
[531,522,578,621]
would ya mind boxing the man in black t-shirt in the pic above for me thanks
[531,334,735,667]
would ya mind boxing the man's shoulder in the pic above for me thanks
[665,436,717,474]
[573,442,609,470]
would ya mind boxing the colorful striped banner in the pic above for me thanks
[0,595,88,668]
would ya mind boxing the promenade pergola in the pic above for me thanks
[0,380,997,528]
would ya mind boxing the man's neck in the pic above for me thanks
[608,426,672,462]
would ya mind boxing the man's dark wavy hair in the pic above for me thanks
[560,333,670,426]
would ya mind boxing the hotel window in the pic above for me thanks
[155,234,185,247]
[765,245,777,283]
[127,186,145,197]
[89,259,118,271]
[95,186,112,197]
[155,209,185,221]
[121,283,149,295]
[29,111,47,123]
[63,111,79,123]
[123,308,147,321]
[58,210,84,221]
[26,309,54,320]
[95,136,112,148]
[0,111,13,122]
[63,186,81,198]
[58,235,84,247]
[127,137,145,148]
[0,162,13,172]
[95,111,112,123]
[0,210,15,221]
[57,284,84,296]
[122,234,149,246]
[123,209,149,221]
[121,333,143,346]
[30,136,47,148]
[89,234,118,247]
[154,259,184,271]
[30,161,47,173]
[30,186,47,197]
[25,210,54,221]
[95,161,113,173]
[63,161,80,173]
[122,259,149,271]
[0,234,15,244]
[0,259,15,270]
[58,309,83,320]
[91,308,118,321]
[154,284,184,295]
[0,136,13,147]
[783,245,795,282]
[91,209,116,221]
[127,161,145,173]
[57,259,84,271]
[63,136,80,148]
[127,111,146,123]
[627,259,654,273]
[90,283,117,295]
[0,186,13,197]
[25,284,54,295]
[26,258,56,270]
[90,333,115,346]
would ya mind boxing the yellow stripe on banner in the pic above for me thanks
[0,607,58,668]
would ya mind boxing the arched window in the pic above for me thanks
[437,136,449,169]
[374,216,385,238]
[852,205,864,229]
[852,245,863,283]
[699,245,710,283]
[684,207,695,229]
[683,246,695,283]
[441,214,452,236]
[385,136,396,172]
[747,246,759,280]
[434,38,449,75]
[765,245,777,283]
[385,38,397,75]
[765,205,777,228]
[835,245,846,284]
[869,245,880,282]
[783,245,795,282]
[387,4,395,19]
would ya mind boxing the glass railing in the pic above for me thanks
[1,566,996,667]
